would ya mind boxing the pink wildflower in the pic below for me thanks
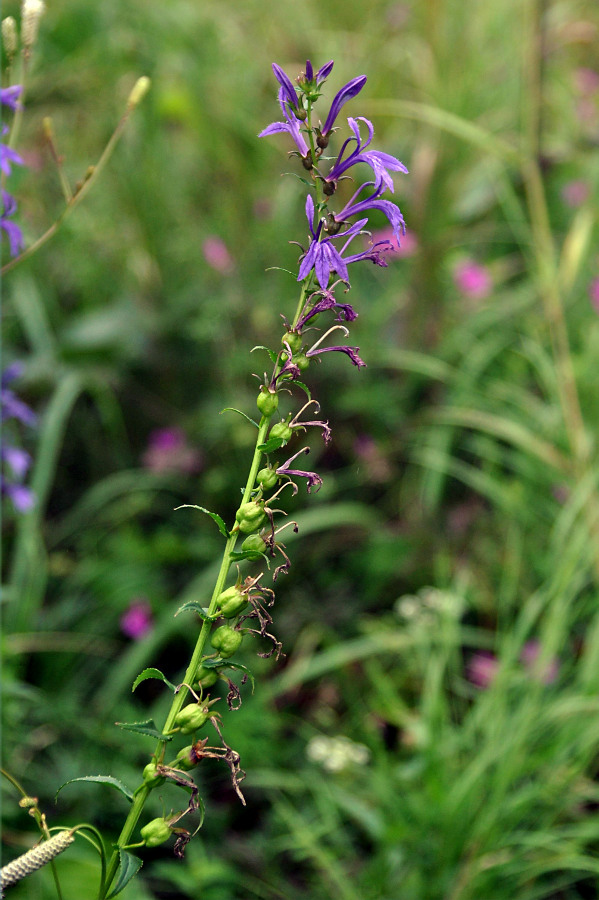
[202,236,234,274]
[142,427,202,475]
[368,226,417,259]
[520,640,559,685]
[467,651,498,688]
[121,599,153,640]
[453,259,492,300]
[589,278,599,314]
[561,180,589,208]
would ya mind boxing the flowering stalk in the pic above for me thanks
[100,59,407,897]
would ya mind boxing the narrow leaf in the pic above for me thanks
[55,775,134,803]
[220,407,259,428]
[105,850,143,899]
[132,667,176,693]
[115,719,173,741]
[174,504,229,538]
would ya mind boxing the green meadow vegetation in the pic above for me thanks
[2,1,599,897]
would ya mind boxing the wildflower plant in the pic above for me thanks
[1,54,407,897]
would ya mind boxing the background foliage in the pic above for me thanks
[3,0,599,897]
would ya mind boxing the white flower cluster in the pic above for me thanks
[306,734,370,772]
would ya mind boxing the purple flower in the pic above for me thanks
[203,235,234,274]
[1,190,25,257]
[1,363,37,426]
[329,180,406,246]
[320,75,367,138]
[121,599,154,640]
[467,651,499,688]
[297,285,358,330]
[305,325,366,369]
[0,127,24,176]
[303,59,334,87]
[259,88,310,157]
[0,85,22,111]
[276,447,323,493]
[271,62,302,114]
[1,364,37,513]
[324,117,408,193]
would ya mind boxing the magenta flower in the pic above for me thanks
[561,180,589,208]
[588,278,599,313]
[520,640,559,685]
[121,599,154,640]
[453,259,492,300]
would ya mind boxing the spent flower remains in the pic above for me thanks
[1,59,407,897]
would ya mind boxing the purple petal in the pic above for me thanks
[0,86,23,111]
[321,75,367,136]
[316,60,334,84]
[272,63,299,111]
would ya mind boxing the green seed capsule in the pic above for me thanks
[269,422,293,443]
[257,466,278,490]
[142,763,166,787]
[211,624,243,658]
[257,389,279,417]
[282,331,302,354]
[295,354,310,371]
[235,501,266,534]
[174,703,210,734]
[141,817,172,848]
[241,533,266,554]
[217,585,247,618]
[195,665,219,688]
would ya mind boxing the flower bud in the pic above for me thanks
[21,0,45,49]
[256,388,279,417]
[295,354,309,371]
[140,817,172,848]
[216,585,247,618]
[211,624,243,658]
[235,500,266,534]
[257,466,278,490]
[174,703,211,734]
[127,76,151,109]
[2,17,18,57]
[142,762,165,787]
[269,422,293,443]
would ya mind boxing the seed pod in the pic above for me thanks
[142,762,166,787]
[257,466,278,490]
[173,745,197,771]
[295,354,310,371]
[241,533,266,554]
[195,665,219,688]
[174,703,210,734]
[217,585,247,618]
[211,624,243,658]
[235,501,266,534]
[257,389,279,417]
[269,422,293,443]
[140,817,172,848]
[282,331,302,354]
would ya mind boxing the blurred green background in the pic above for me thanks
[3,0,599,897]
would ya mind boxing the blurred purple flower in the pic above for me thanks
[453,259,492,300]
[589,278,599,313]
[520,640,559,685]
[121,599,153,640]
[1,364,36,512]
[467,651,499,688]
[561,180,589,208]
[202,236,234,274]
[574,68,599,96]
[1,85,23,111]
[142,427,203,474]
[0,127,24,177]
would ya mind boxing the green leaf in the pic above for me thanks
[251,345,278,365]
[132,667,176,693]
[105,850,143,899]
[174,600,219,620]
[290,380,311,399]
[220,407,259,428]
[258,436,286,453]
[174,504,229,538]
[55,775,134,803]
[115,720,173,741]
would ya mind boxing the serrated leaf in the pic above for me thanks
[55,775,134,803]
[220,407,259,428]
[174,600,219,620]
[258,436,286,453]
[106,849,143,899]
[115,719,173,741]
[132,667,176,693]
[251,345,278,365]
[174,504,229,538]
[290,380,311,399]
